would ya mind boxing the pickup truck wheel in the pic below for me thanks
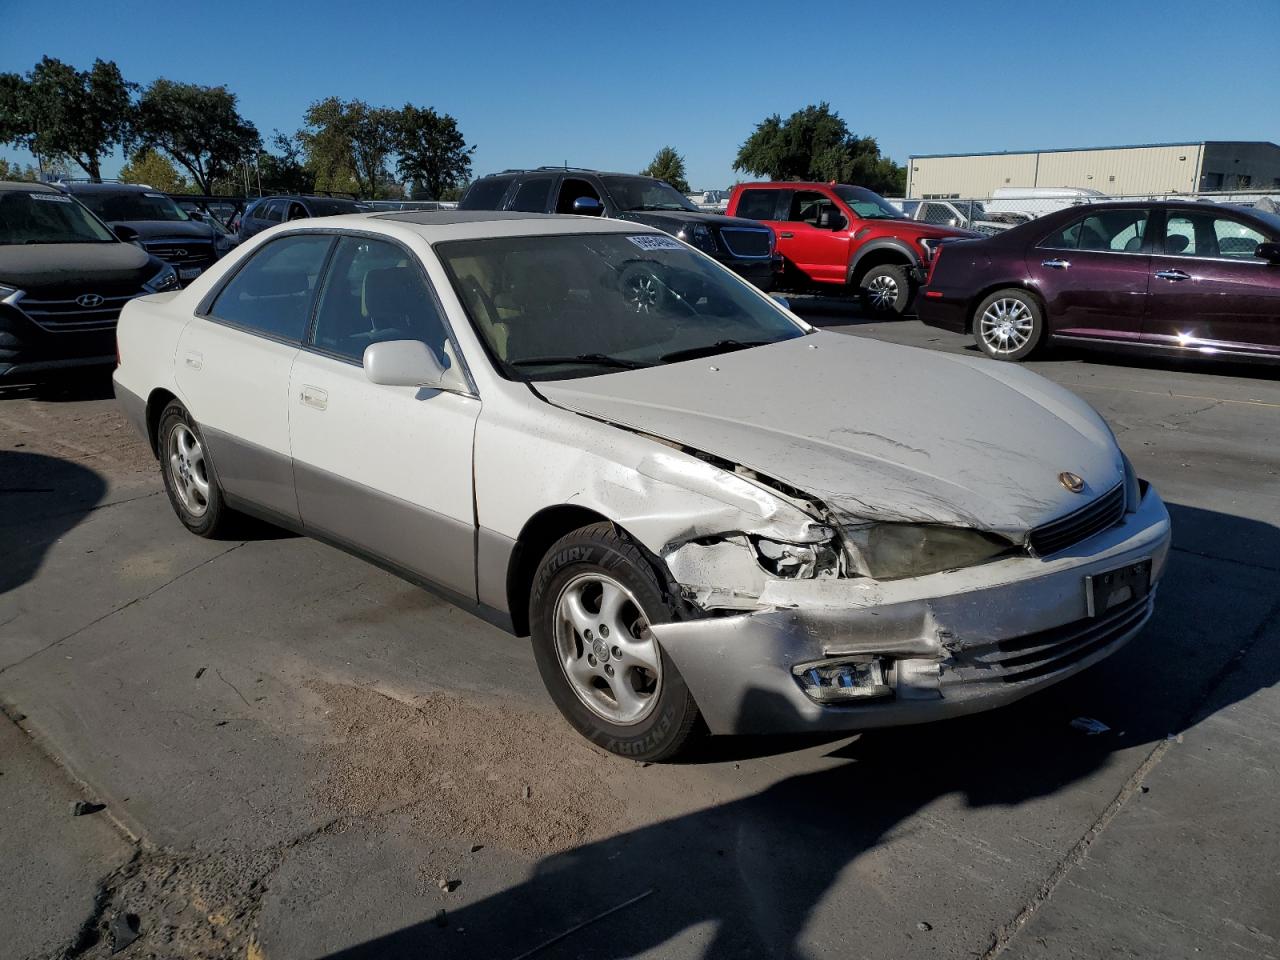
[529,522,701,762]
[858,264,912,315]
[973,289,1045,361]
[158,401,229,537]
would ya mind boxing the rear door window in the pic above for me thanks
[261,200,285,223]
[460,177,515,210]
[736,189,782,221]
[207,234,334,342]
[507,177,553,213]
[1164,212,1267,258]
[1040,209,1148,252]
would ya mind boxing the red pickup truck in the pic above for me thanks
[727,182,975,314]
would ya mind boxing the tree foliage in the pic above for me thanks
[2,57,133,179]
[134,80,260,195]
[0,158,42,182]
[118,148,190,192]
[255,131,313,195]
[734,103,905,195]
[394,105,474,200]
[640,146,690,194]
[300,98,398,199]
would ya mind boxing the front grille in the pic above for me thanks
[1029,483,1126,556]
[145,240,217,270]
[16,292,141,331]
[952,593,1152,684]
[718,227,772,259]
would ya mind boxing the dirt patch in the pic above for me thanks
[63,846,282,960]
[304,679,630,858]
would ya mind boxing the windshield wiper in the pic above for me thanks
[511,353,652,370]
[659,339,770,363]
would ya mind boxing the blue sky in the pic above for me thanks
[3,0,1277,191]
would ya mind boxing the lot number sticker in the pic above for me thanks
[627,234,684,252]
[30,192,73,202]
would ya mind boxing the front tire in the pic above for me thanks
[158,401,230,537]
[858,263,913,315]
[529,522,701,762]
[973,288,1046,361]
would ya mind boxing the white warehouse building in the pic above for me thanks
[906,141,1280,199]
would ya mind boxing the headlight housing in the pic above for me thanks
[0,283,20,302]
[842,523,1015,580]
[677,223,717,254]
[144,263,180,293]
[1122,452,1141,513]
[752,535,840,579]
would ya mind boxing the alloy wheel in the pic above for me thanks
[979,298,1036,354]
[167,422,210,517]
[553,572,662,725]
[866,273,900,311]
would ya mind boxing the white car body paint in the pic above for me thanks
[113,210,1172,739]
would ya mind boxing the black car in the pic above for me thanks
[0,181,178,380]
[62,181,233,285]
[237,195,368,243]
[459,168,780,290]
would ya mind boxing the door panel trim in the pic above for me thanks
[294,459,477,600]
[201,425,300,522]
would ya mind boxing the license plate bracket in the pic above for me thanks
[1085,559,1151,617]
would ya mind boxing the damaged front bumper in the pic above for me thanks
[651,485,1171,735]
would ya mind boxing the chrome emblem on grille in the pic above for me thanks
[173,249,188,257]
[1059,471,1085,493]
[76,294,104,307]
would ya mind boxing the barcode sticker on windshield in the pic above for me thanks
[30,192,72,202]
[627,234,683,252]
[144,192,167,199]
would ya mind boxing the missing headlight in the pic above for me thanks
[842,523,1016,580]
[751,536,840,579]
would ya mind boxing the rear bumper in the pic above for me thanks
[113,376,150,450]
[651,485,1171,735]
[916,293,969,333]
[0,305,117,381]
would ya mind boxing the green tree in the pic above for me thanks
[734,103,905,195]
[134,79,260,195]
[640,146,690,194]
[0,158,42,182]
[118,148,190,192]
[2,58,133,180]
[255,131,313,195]
[299,98,397,199]
[393,104,474,201]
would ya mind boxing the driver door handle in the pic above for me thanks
[1041,259,1071,269]
[779,232,794,239]
[299,385,328,411]
[1155,269,1191,281]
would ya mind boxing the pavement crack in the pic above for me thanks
[216,669,253,709]
[981,590,1280,959]
[0,541,246,678]
[1170,544,1280,574]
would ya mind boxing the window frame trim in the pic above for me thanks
[1035,207,1153,256]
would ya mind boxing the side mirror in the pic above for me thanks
[1256,241,1280,263]
[364,339,460,390]
[113,224,139,243]
[572,197,604,216]
[817,206,847,231]
[771,294,791,310]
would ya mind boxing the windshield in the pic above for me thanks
[77,190,189,223]
[0,191,117,245]
[437,232,807,381]
[601,176,700,213]
[834,185,903,220]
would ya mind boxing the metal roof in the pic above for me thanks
[909,140,1280,160]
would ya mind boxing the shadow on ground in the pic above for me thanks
[0,451,107,595]
[315,502,1279,960]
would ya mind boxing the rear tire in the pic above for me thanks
[858,263,913,315]
[529,522,701,762]
[973,288,1046,361]
[158,401,230,538]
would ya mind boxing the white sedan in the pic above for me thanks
[114,211,1171,760]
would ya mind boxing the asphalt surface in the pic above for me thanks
[1,306,1277,959]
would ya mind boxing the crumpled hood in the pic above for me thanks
[539,332,1123,538]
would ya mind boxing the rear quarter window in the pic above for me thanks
[735,189,782,220]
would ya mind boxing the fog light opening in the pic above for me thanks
[793,656,894,703]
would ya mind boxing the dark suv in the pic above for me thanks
[0,181,177,380]
[62,181,232,284]
[459,168,779,290]
[237,195,368,243]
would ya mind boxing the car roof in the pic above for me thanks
[274,210,664,243]
[473,169,654,181]
[61,181,155,194]
[0,180,59,194]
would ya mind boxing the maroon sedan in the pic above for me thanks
[918,201,1280,363]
